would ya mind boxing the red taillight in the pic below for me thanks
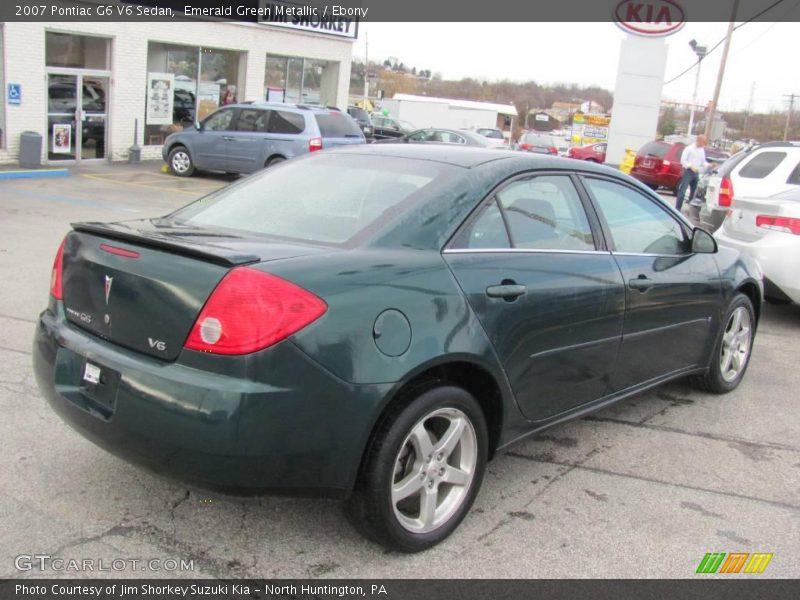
[719,176,734,207]
[49,237,66,299]
[520,143,532,150]
[308,137,323,152]
[657,160,671,174]
[548,147,558,155]
[184,267,327,355]
[756,215,800,235]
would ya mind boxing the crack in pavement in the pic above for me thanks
[0,313,36,324]
[477,444,611,543]
[583,415,799,453]
[506,452,800,513]
[0,345,32,356]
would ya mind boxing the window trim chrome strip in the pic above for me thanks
[441,248,612,255]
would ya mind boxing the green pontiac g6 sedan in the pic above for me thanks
[33,145,762,552]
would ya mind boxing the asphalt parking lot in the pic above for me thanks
[1,162,798,579]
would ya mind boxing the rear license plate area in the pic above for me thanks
[642,159,654,167]
[80,360,121,412]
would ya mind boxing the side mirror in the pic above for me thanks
[691,227,717,254]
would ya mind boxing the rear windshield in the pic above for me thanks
[315,113,364,138]
[523,134,554,145]
[638,141,669,158]
[478,129,504,139]
[171,154,455,245]
[716,149,753,176]
[348,107,371,122]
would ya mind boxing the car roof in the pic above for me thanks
[232,102,337,113]
[328,143,624,174]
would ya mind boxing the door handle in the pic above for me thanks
[486,284,527,299]
[628,276,654,292]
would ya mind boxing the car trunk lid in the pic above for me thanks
[722,197,800,242]
[62,220,328,361]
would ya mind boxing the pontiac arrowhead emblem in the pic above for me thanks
[104,275,113,305]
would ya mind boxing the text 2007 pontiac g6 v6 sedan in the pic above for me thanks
[34,145,761,552]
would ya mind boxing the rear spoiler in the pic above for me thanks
[72,221,260,267]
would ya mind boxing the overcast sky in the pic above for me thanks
[353,21,800,113]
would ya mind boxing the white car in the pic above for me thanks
[715,188,800,304]
[701,141,800,232]
[475,128,508,148]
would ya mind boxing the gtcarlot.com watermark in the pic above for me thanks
[15,554,194,572]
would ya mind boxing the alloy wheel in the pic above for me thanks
[391,407,477,534]
[720,306,752,382]
[171,151,191,173]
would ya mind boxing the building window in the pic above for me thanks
[265,55,339,106]
[145,42,244,145]
[46,32,110,69]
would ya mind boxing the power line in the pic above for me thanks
[663,0,788,86]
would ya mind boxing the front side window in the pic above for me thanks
[496,176,595,251]
[203,108,235,131]
[408,130,434,142]
[435,131,466,144]
[584,178,687,255]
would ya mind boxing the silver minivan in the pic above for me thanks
[162,103,366,176]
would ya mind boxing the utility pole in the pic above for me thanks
[783,93,798,141]
[363,31,369,105]
[743,82,755,138]
[705,0,739,140]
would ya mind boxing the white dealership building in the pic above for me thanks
[0,16,355,165]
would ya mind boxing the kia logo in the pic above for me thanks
[614,0,686,37]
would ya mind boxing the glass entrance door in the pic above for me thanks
[47,72,108,161]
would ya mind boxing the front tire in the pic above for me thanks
[168,146,195,177]
[346,385,488,552]
[696,293,755,393]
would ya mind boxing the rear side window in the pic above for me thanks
[738,151,787,179]
[235,109,268,132]
[638,142,669,158]
[786,162,800,185]
[268,110,305,134]
[496,175,595,251]
[315,113,363,138]
[451,199,510,249]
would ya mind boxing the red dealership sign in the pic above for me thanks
[614,0,686,37]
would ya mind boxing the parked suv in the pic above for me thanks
[629,141,686,193]
[163,103,365,176]
[371,115,416,140]
[701,141,800,231]
[346,106,374,141]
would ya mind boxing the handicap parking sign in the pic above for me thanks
[7,83,21,105]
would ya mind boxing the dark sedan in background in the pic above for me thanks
[34,146,761,553]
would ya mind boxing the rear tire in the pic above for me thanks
[695,293,755,394]
[345,385,488,552]
[168,146,195,177]
[266,156,286,168]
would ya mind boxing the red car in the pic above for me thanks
[630,141,730,194]
[568,143,606,162]
[629,141,686,193]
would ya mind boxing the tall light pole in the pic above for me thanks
[687,39,707,138]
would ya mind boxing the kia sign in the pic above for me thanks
[614,0,685,37]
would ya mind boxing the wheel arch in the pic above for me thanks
[265,153,287,167]
[736,279,762,325]
[357,357,507,484]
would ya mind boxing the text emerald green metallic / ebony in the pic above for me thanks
[33,145,763,552]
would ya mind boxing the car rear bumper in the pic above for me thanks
[629,170,679,189]
[715,230,800,304]
[700,205,729,232]
[33,307,392,497]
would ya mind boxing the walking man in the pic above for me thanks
[676,134,707,212]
